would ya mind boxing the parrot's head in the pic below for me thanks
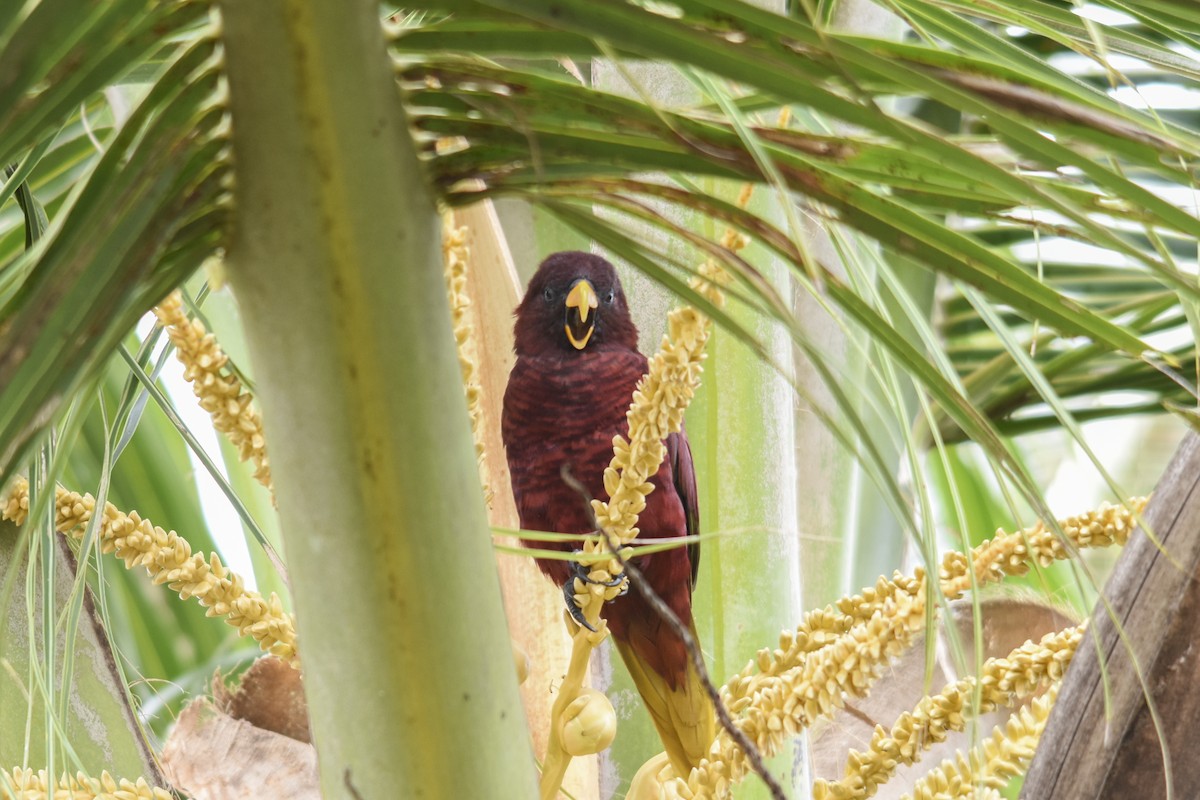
[514,251,638,356]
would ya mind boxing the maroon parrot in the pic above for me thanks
[501,251,715,776]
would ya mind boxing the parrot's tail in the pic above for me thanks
[613,625,717,778]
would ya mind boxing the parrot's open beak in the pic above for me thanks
[564,278,598,350]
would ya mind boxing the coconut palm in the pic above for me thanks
[1,0,1197,798]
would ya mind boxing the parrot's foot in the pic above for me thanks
[563,555,629,631]
[569,555,629,596]
[570,556,626,588]
[563,580,598,632]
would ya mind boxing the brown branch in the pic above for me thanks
[931,69,1180,152]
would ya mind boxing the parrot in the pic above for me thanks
[501,250,716,777]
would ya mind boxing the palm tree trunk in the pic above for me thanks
[218,2,537,796]
[1022,433,1200,799]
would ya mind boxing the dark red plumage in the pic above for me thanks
[501,251,713,774]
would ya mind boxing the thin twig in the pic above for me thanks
[840,702,878,729]
[560,467,788,800]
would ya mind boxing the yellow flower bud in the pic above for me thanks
[559,688,618,756]
[628,753,672,800]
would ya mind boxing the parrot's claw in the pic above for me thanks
[563,580,598,632]
[569,553,625,587]
[564,554,629,630]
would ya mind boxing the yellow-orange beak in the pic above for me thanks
[564,279,598,350]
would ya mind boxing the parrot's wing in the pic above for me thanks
[667,426,701,589]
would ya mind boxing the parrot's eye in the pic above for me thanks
[542,286,555,302]
[603,290,615,304]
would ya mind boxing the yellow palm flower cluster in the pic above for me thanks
[814,624,1082,800]
[692,219,742,309]
[729,497,1143,697]
[940,499,1143,597]
[587,229,739,598]
[2,479,297,666]
[662,570,929,799]
[723,571,922,707]
[675,498,1141,800]
[589,300,713,582]
[441,216,489,504]
[903,685,1059,800]
[2,767,171,799]
[153,290,272,494]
